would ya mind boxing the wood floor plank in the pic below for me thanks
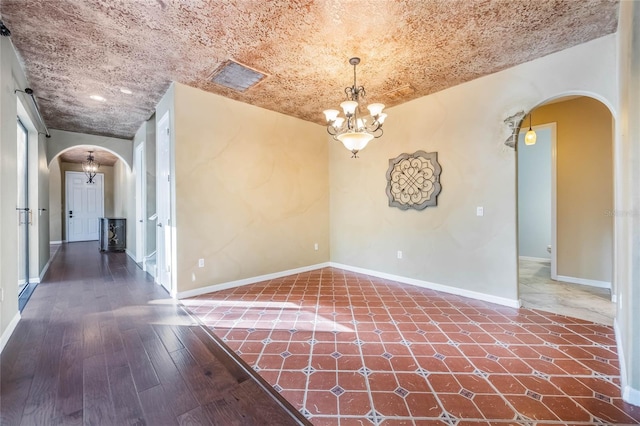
[106,356,146,425]
[100,318,125,354]
[139,327,199,417]
[53,340,83,421]
[176,406,212,426]
[153,324,185,353]
[138,384,179,426]
[83,354,117,425]
[169,348,239,405]
[201,397,250,426]
[83,315,104,360]
[19,323,65,426]
[171,325,219,366]
[121,328,160,392]
[190,326,250,383]
[0,346,39,425]
[230,379,301,426]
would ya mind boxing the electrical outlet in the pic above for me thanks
[476,206,484,216]
[198,258,204,268]
[397,251,403,259]
[314,243,319,251]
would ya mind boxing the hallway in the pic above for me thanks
[0,242,307,425]
[519,259,615,326]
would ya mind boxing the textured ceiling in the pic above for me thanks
[0,0,619,140]
[59,147,118,166]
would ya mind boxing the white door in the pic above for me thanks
[156,112,172,293]
[135,143,146,262]
[66,171,104,242]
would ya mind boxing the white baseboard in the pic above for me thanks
[556,275,611,289]
[177,262,331,299]
[0,312,21,354]
[50,240,64,245]
[329,262,521,308]
[614,319,640,406]
[125,249,136,261]
[519,256,551,263]
[36,247,57,284]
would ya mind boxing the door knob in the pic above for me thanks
[157,223,163,227]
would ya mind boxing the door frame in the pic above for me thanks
[135,143,146,263]
[65,171,105,242]
[156,111,173,295]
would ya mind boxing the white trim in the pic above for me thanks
[50,240,64,245]
[556,275,611,289]
[614,319,640,406]
[0,312,21,354]
[611,293,617,303]
[330,263,521,308]
[37,247,56,283]
[134,143,146,263]
[125,249,136,262]
[28,276,40,284]
[177,262,331,299]
[519,256,551,263]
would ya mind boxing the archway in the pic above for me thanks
[515,94,616,325]
[48,145,128,244]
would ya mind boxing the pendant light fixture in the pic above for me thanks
[323,57,387,158]
[82,151,100,184]
[524,113,537,146]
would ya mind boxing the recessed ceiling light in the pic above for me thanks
[90,95,106,102]
[120,88,132,94]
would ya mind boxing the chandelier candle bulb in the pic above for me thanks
[323,57,387,158]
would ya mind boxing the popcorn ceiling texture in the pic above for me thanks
[0,0,618,139]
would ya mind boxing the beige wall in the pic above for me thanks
[171,83,330,294]
[330,34,618,305]
[526,97,613,283]
[1,36,51,344]
[58,162,115,240]
[49,157,62,241]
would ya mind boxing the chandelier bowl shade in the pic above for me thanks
[336,131,374,154]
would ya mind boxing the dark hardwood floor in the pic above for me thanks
[0,242,308,426]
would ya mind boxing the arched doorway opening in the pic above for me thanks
[48,145,127,245]
[516,95,615,325]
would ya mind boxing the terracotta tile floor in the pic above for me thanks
[182,268,640,425]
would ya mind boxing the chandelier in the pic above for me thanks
[82,151,100,184]
[323,57,387,158]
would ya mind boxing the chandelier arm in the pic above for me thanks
[326,126,338,137]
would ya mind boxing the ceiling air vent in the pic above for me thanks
[210,60,267,92]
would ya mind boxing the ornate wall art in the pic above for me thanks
[386,151,442,210]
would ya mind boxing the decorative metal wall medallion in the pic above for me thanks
[386,151,442,210]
